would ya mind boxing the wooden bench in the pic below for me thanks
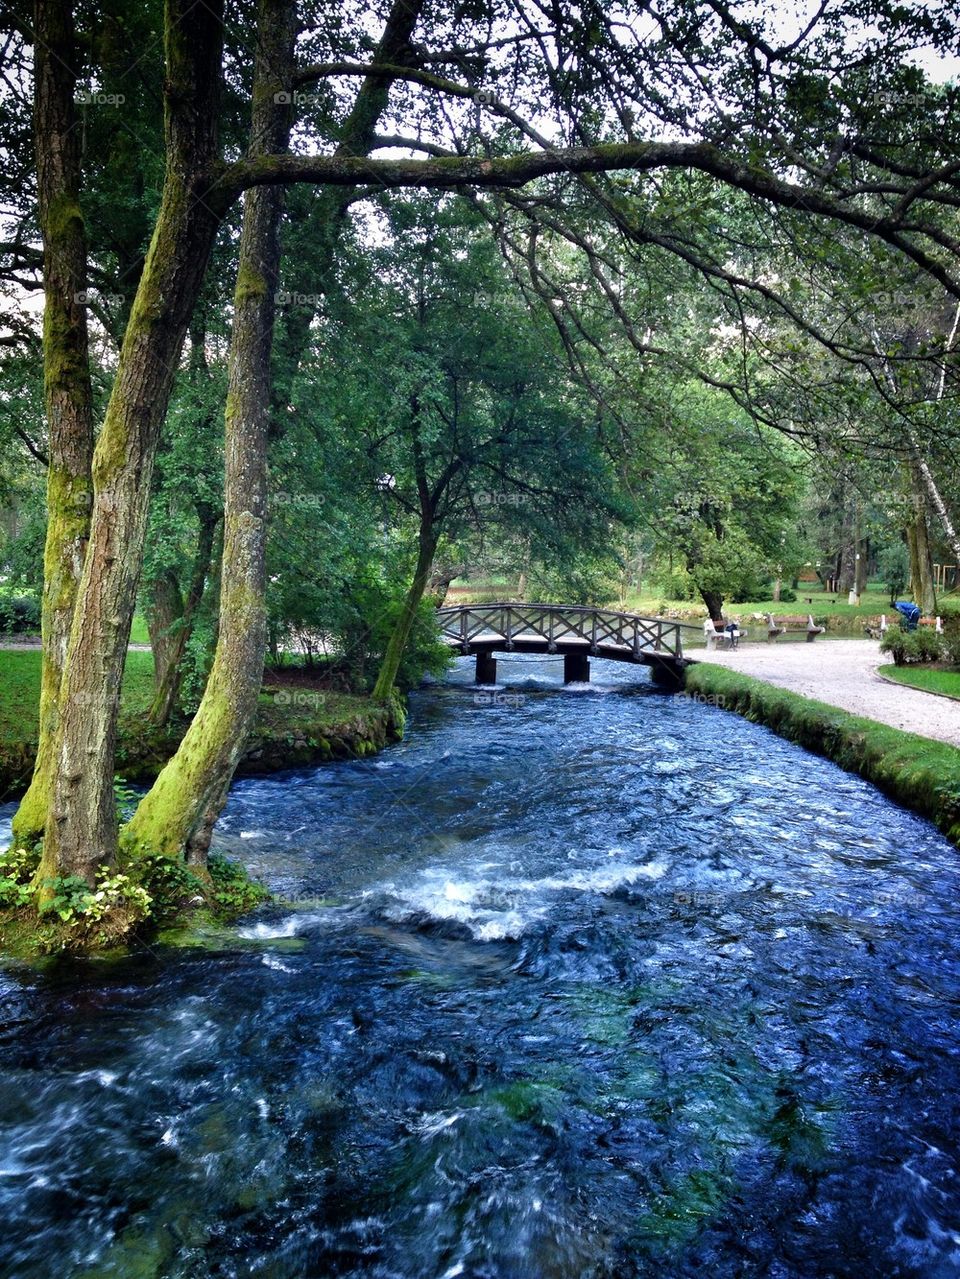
[703,618,745,650]
[765,613,825,643]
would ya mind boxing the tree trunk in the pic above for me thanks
[12,0,94,851]
[39,0,225,884]
[145,569,183,717]
[122,0,295,864]
[699,590,724,625]
[911,498,937,615]
[146,507,219,727]
[372,526,439,701]
[908,437,960,567]
[906,521,922,607]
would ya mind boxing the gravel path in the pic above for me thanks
[694,638,960,748]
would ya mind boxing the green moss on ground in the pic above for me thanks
[685,663,960,847]
[0,842,271,959]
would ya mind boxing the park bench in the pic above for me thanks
[765,612,825,643]
[703,618,745,650]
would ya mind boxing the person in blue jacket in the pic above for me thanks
[894,601,921,631]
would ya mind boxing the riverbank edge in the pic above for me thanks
[0,695,407,958]
[875,663,960,704]
[0,695,406,804]
[684,663,960,848]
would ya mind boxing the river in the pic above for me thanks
[1,657,959,1277]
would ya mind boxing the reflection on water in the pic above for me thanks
[1,656,959,1277]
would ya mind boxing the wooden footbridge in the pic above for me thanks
[435,603,695,686]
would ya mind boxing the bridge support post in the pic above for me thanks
[564,652,590,684]
[649,658,685,690]
[475,651,497,685]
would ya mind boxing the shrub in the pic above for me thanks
[880,629,945,666]
[135,853,206,923]
[778,587,798,603]
[0,845,39,911]
[38,870,152,927]
[0,589,41,635]
[207,853,270,918]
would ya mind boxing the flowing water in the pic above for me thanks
[1,657,960,1278]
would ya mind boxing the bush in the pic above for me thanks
[207,853,270,918]
[0,845,39,911]
[0,589,41,635]
[880,629,945,666]
[778,587,798,603]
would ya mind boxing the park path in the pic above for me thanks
[693,638,960,748]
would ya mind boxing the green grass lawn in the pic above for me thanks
[618,585,929,620]
[448,578,960,622]
[877,664,960,699]
[129,613,151,645]
[0,649,156,743]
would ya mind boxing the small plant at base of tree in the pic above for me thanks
[207,854,271,918]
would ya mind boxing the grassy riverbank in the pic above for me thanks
[685,663,960,848]
[0,649,403,802]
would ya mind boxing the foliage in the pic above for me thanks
[880,629,945,665]
[38,869,152,930]
[206,854,270,919]
[113,777,140,824]
[178,615,218,713]
[0,844,39,911]
[135,852,207,923]
[635,380,807,613]
[0,587,41,634]
[878,542,910,605]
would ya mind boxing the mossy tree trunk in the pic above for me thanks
[12,0,94,851]
[122,0,296,865]
[372,523,440,702]
[39,0,226,885]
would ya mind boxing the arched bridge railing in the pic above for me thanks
[435,603,689,662]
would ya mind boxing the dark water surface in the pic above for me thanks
[1,658,960,1278]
